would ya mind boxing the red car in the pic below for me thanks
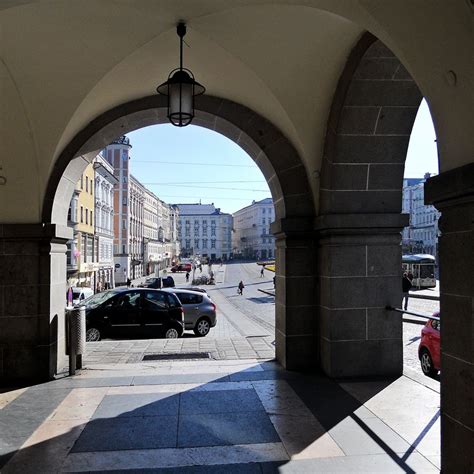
[171,263,192,273]
[418,312,440,376]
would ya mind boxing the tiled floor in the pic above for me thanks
[0,359,440,473]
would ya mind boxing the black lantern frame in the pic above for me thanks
[156,22,205,127]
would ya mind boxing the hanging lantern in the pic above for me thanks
[156,22,205,127]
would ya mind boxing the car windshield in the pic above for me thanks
[79,290,121,309]
[72,291,82,299]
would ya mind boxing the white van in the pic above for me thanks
[71,287,94,306]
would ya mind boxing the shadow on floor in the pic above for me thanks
[0,363,438,472]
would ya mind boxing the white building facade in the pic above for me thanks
[176,204,232,260]
[232,198,275,259]
[93,154,117,289]
[402,174,441,258]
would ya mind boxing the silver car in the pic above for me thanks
[162,288,216,336]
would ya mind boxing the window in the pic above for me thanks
[185,239,191,249]
[143,291,168,309]
[123,219,126,230]
[194,239,200,249]
[176,293,203,305]
[90,211,93,226]
[85,209,88,225]
[211,239,216,249]
[86,176,89,193]
[262,208,266,214]
[80,206,84,223]
[80,175,83,189]
[122,176,127,183]
[211,228,216,236]
[202,239,208,248]
[123,196,127,205]
[111,291,141,309]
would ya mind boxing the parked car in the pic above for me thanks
[175,286,207,294]
[418,312,440,376]
[171,263,192,273]
[79,288,184,341]
[162,288,216,336]
[139,276,175,289]
[70,287,94,306]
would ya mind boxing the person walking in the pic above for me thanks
[260,267,264,277]
[126,277,131,288]
[185,271,190,283]
[402,273,412,311]
[238,281,245,295]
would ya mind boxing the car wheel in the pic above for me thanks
[86,327,101,342]
[165,326,181,339]
[194,318,211,337]
[420,348,438,377]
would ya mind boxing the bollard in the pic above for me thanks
[66,306,86,375]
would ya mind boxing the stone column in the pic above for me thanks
[425,163,474,473]
[316,213,407,377]
[272,217,317,370]
[0,224,71,381]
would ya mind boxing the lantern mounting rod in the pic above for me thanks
[177,22,186,71]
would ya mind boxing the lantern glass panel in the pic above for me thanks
[169,82,193,121]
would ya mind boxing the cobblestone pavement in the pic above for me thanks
[84,263,275,365]
[85,263,440,380]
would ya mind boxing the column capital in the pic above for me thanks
[425,163,474,209]
[315,213,408,236]
[270,217,313,240]
[0,223,72,243]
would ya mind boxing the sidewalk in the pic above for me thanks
[0,359,440,472]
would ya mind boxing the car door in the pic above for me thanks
[175,292,201,329]
[430,319,441,369]
[141,291,170,333]
[103,290,142,337]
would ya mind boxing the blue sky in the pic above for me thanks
[128,99,438,214]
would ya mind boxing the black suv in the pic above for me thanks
[80,288,184,341]
[139,276,175,289]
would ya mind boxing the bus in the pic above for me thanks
[402,254,436,289]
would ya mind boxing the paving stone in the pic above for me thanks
[93,393,179,419]
[180,389,265,415]
[328,416,411,455]
[178,412,280,448]
[133,374,230,385]
[72,415,178,452]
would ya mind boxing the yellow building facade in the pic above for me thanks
[73,163,98,288]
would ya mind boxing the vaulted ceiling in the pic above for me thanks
[0,1,472,221]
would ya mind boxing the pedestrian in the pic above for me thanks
[126,277,131,288]
[185,271,190,283]
[238,280,245,295]
[260,267,264,277]
[273,276,276,288]
[402,272,412,311]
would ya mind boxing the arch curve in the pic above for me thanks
[43,95,314,227]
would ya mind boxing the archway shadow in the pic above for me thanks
[0,361,439,472]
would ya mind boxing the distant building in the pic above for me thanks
[175,203,233,260]
[232,198,275,259]
[143,191,180,275]
[93,154,118,290]
[104,135,181,283]
[67,162,98,289]
[402,173,441,259]
[103,135,133,285]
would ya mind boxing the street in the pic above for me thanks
[85,262,439,380]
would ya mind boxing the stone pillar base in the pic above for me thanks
[316,213,407,378]
[0,224,71,381]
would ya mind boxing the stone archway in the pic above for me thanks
[318,34,423,377]
[18,95,315,380]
